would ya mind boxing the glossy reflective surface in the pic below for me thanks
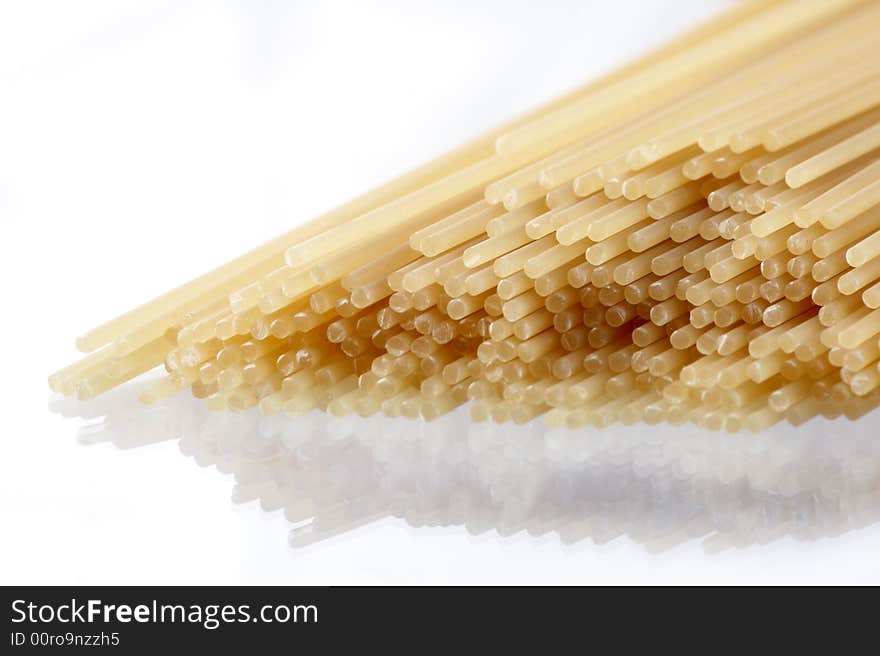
[52,376,880,554]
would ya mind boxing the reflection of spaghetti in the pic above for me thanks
[53,380,880,550]
[53,0,880,430]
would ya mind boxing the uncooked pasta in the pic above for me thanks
[52,0,880,432]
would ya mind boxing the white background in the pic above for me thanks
[2,0,879,585]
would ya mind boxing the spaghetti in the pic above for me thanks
[52,0,880,432]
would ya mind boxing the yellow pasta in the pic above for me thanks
[53,0,880,432]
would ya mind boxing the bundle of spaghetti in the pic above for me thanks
[52,0,880,432]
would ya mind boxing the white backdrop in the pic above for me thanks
[3,0,879,585]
